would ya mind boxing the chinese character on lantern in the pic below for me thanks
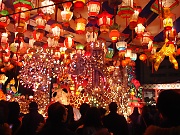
[86,23,99,43]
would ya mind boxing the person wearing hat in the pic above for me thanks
[18,102,44,135]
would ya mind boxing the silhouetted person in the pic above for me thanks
[18,102,44,135]
[103,102,129,135]
[71,103,90,131]
[128,107,141,135]
[0,100,11,135]
[138,106,154,135]
[144,90,180,135]
[76,107,110,135]
[7,101,21,135]
[37,102,77,135]
[99,107,107,119]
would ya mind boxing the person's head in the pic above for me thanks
[80,103,90,116]
[8,101,20,122]
[157,90,180,120]
[29,102,38,112]
[84,107,102,127]
[109,102,118,112]
[47,102,67,124]
[99,107,107,118]
[0,100,9,124]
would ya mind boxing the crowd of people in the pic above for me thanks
[0,89,180,135]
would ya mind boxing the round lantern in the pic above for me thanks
[97,11,113,33]
[35,15,46,29]
[0,10,10,28]
[41,0,55,16]
[116,41,127,51]
[163,17,173,31]
[121,59,128,67]
[75,16,87,34]
[109,29,120,42]
[61,2,73,26]
[74,0,85,9]
[135,23,145,37]
[51,23,63,39]
[64,35,74,48]
[13,0,33,21]
[1,32,8,43]
[130,53,137,61]
[139,54,147,61]
[87,0,100,17]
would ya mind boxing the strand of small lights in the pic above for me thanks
[19,47,62,91]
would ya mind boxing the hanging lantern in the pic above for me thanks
[61,2,73,26]
[74,0,85,9]
[117,0,134,20]
[87,0,100,17]
[105,48,114,59]
[64,35,74,48]
[35,15,46,29]
[1,32,8,43]
[163,17,173,31]
[129,10,139,30]
[75,16,87,34]
[33,29,44,41]
[51,23,63,39]
[109,23,120,42]
[130,53,137,61]
[0,10,10,28]
[86,23,99,43]
[13,0,33,20]
[116,41,127,51]
[41,0,55,20]
[164,28,176,42]
[139,54,147,61]
[76,44,85,54]
[142,31,153,45]
[53,48,61,60]
[97,11,113,33]
[125,49,132,58]
[135,23,145,37]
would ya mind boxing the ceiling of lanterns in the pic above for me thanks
[2,0,180,53]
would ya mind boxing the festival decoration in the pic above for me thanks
[61,2,73,26]
[74,0,85,9]
[116,41,127,51]
[41,0,55,20]
[87,0,100,17]
[97,11,113,33]
[86,23,99,43]
[0,74,8,84]
[154,40,178,71]
[109,23,120,42]
[75,16,87,34]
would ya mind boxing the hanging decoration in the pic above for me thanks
[97,11,113,33]
[61,2,73,26]
[75,16,87,34]
[74,0,85,9]
[109,23,120,42]
[87,0,100,17]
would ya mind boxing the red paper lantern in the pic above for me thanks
[64,35,74,48]
[87,0,100,17]
[163,17,173,31]
[33,29,44,41]
[61,2,73,26]
[75,16,87,34]
[135,23,145,37]
[51,23,63,39]
[109,29,120,42]
[74,0,85,9]
[97,11,113,33]
[139,54,147,61]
